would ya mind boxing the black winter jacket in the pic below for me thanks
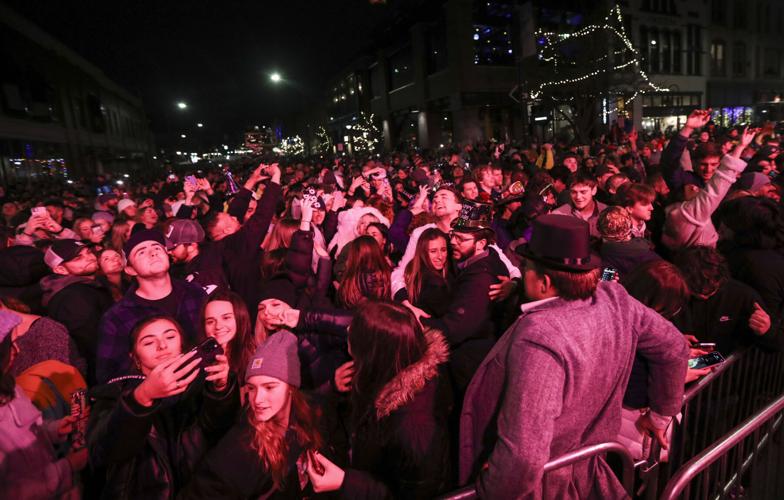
[599,238,662,276]
[40,274,114,383]
[422,249,507,391]
[88,375,240,500]
[340,329,452,499]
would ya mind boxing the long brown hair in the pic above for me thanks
[109,220,133,252]
[348,301,427,428]
[404,228,449,305]
[199,290,255,380]
[246,388,323,490]
[620,260,690,319]
[261,218,298,252]
[337,236,391,309]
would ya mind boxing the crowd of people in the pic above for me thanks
[0,108,782,499]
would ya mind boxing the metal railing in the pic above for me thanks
[436,440,636,500]
[660,393,784,500]
[646,346,784,497]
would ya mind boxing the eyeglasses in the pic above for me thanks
[449,231,475,244]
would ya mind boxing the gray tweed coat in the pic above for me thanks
[459,281,688,499]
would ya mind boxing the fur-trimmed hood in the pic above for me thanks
[374,327,449,419]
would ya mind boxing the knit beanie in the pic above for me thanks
[123,228,167,261]
[245,331,301,386]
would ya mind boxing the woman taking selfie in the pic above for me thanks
[88,315,238,499]
[201,290,255,381]
[180,331,327,498]
[306,300,452,499]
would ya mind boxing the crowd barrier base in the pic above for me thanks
[660,393,784,500]
[436,441,635,500]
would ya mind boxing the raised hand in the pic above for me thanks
[133,350,201,406]
[684,109,712,131]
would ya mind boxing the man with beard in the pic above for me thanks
[40,239,113,383]
[96,229,206,382]
[420,202,509,392]
[391,186,520,320]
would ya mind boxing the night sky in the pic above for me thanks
[4,0,424,147]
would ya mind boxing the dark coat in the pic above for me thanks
[422,248,507,391]
[177,421,307,499]
[682,279,782,355]
[88,375,239,500]
[295,307,353,390]
[341,329,452,499]
[722,246,784,330]
[411,267,453,318]
[599,238,661,276]
[199,182,282,316]
[40,274,114,383]
[179,390,348,500]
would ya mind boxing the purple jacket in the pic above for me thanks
[459,282,688,499]
[96,279,207,383]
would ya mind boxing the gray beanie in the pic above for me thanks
[245,331,301,387]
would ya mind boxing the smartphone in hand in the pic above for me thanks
[688,352,725,370]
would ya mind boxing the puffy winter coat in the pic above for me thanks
[340,328,452,499]
[87,374,239,500]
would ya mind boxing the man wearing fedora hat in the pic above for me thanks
[459,214,688,498]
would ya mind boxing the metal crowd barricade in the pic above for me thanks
[645,346,784,498]
[660,393,784,500]
[435,441,636,500]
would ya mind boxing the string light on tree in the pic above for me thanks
[315,126,333,154]
[528,4,669,127]
[276,135,305,157]
[351,112,381,154]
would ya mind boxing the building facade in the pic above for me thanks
[294,0,784,149]
[0,5,154,184]
[625,0,784,133]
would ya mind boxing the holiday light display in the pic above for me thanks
[315,126,333,154]
[351,112,381,153]
[276,135,305,157]
[529,4,669,121]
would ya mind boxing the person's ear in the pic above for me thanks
[52,264,69,276]
[540,273,552,295]
[591,186,598,197]
[125,264,138,277]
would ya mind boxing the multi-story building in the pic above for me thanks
[296,0,527,151]
[0,4,154,183]
[625,0,784,132]
[294,0,784,149]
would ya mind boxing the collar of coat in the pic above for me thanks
[374,327,449,419]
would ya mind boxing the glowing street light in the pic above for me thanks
[197,122,203,128]
[270,72,282,83]
[176,101,188,110]
[180,134,187,138]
